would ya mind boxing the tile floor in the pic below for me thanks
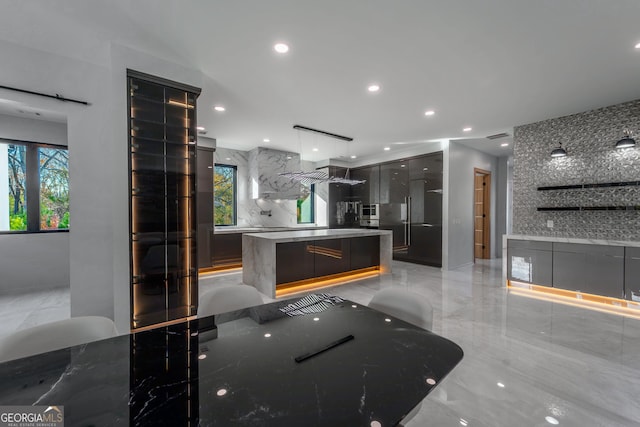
[2,259,640,426]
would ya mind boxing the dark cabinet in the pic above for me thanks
[553,243,624,298]
[128,70,200,329]
[197,147,214,269]
[625,247,640,301]
[276,241,315,284]
[379,153,442,267]
[379,161,408,204]
[350,236,380,270]
[212,233,243,268]
[275,237,381,286]
[351,166,380,204]
[507,240,553,286]
[313,238,351,277]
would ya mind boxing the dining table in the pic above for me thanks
[0,293,463,426]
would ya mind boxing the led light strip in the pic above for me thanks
[508,280,640,320]
[276,267,379,298]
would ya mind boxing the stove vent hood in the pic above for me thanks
[249,147,303,199]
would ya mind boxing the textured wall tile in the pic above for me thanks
[513,99,640,240]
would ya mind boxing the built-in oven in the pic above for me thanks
[360,204,379,228]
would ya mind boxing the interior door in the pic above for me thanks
[474,170,491,259]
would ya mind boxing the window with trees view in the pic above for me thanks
[1,140,69,232]
[214,164,236,225]
[297,184,314,224]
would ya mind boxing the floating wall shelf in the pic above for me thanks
[537,206,640,212]
[538,181,640,191]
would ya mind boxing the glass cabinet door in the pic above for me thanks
[128,71,200,329]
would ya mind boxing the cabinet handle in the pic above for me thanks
[407,196,412,246]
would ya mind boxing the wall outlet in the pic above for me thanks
[547,220,554,228]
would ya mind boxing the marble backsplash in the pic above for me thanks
[215,147,318,227]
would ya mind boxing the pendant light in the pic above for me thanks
[615,130,636,149]
[550,142,567,158]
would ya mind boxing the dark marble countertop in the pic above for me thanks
[0,297,463,426]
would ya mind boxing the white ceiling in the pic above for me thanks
[1,0,640,162]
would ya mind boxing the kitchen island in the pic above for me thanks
[243,229,393,297]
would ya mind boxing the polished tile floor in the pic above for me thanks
[2,259,640,426]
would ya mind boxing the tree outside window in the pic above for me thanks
[214,164,236,225]
[1,141,69,232]
[297,184,314,224]
[39,147,69,230]
[6,144,27,230]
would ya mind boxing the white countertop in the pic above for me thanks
[244,228,392,243]
[215,226,327,235]
[505,234,640,248]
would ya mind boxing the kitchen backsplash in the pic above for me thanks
[512,98,640,240]
[214,147,318,227]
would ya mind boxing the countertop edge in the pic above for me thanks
[505,234,640,248]
[243,229,393,243]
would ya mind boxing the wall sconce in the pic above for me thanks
[615,130,636,149]
[550,142,567,158]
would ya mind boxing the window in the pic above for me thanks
[0,140,69,232]
[38,147,69,230]
[297,184,314,224]
[214,164,237,225]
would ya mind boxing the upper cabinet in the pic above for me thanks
[379,161,409,204]
[351,165,380,204]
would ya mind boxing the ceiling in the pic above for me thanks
[1,1,640,162]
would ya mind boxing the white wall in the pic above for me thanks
[0,114,67,146]
[446,142,499,270]
[0,37,205,333]
[0,113,70,293]
[496,156,511,249]
[0,233,69,293]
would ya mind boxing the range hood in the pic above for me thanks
[248,147,304,200]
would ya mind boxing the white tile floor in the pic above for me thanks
[3,259,640,426]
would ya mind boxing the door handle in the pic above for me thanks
[407,196,412,246]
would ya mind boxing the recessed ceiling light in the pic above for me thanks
[286,156,292,159]
[263,138,270,143]
[368,84,380,92]
[635,42,640,49]
[501,143,509,147]
[400,164,406,168]
[225,157,231,161]
[384,147,390,151]
[196,126,205,131]
[424,110,435,116]
[350,155,357,159]
[198,354,207,360]
[463,127,472,132]
[214,106,226,112]
[216,388,227,397]
[312,148,319,152]
[497,382,505,388]
[274,43,289,53]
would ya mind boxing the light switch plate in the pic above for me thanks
[547,220,554,228]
